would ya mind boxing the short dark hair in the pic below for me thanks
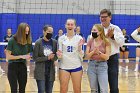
[7,28,12,30]
[43,25,52,32]
[100,9,112,16]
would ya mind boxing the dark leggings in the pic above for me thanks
[8,62,27,93]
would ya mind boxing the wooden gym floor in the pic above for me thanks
[0,60,140,93]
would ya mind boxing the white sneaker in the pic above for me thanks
[0,69,5,73]
[125,68,128,72]
[125,67,128,72]
[119,67,122,73]
[27,68,30,72]
[134,67,138,72]
[55,67,58,73]
[27,66,30,72]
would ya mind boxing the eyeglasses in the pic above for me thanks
[100,16,109,18]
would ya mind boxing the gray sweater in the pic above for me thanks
[33,38,57,81]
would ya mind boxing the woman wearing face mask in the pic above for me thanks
[33,25,58,93]
[86,24,111,93]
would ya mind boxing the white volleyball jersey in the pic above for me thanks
[58,34,83,69]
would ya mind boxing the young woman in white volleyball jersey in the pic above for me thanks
[131,26,140,71]
[57,19,84,93]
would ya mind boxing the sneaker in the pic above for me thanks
[27,68,30,72]
[125,66,128,72]
[55,67,58,73]
[125,67,128,72]
[119,67,122,73]
[0,69,5,73]
[134,67,138,72]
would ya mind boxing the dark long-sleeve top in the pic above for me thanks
[33,38,57,81]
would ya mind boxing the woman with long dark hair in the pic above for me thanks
[6,23,33,93]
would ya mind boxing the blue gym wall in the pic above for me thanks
[0,13,140,58]
[0,0,140,58]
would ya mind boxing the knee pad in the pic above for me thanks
[119,59,123,63]
[136,57,139,62]
[125,59,129,63]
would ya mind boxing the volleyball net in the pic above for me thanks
[0,0,140,58]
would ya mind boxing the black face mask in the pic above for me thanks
[92,32,98,38]
[138,32,140,35]
[46,33,52,40]
[26,34,29,39]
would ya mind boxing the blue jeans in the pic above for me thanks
[36,80,45,93]
[107,54,119,93]
[87,60,108,93]
[36,79,54,93]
